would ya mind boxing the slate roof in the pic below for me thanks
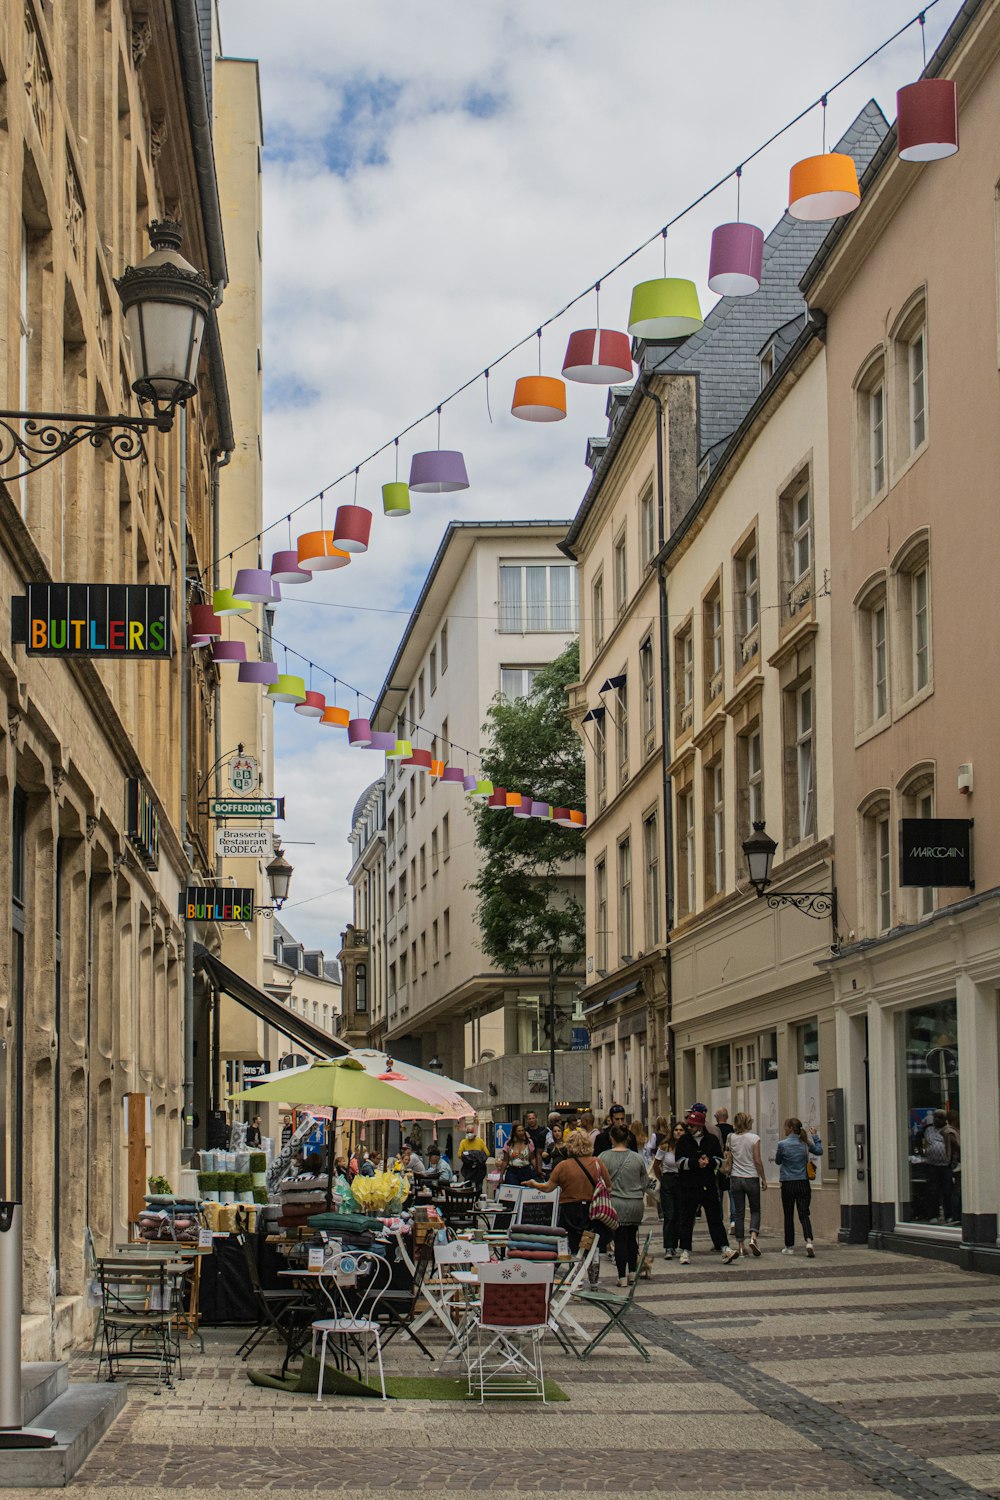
[351,777,384,831]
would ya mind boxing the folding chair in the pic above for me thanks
[469,1260,553,1403]
[311,1250,393,1400]
[569,1231,652,1362]
[97,1260,182,1388]
[378,1234,435,1360]
[548,1235,598,1354]
[234,1233,313,1360]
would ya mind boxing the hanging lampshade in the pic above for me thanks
[897,78,959,162]
[486,786,507,809]
[266,674,307,705]
[441,766,466,784]
[333,505,372,555]
[569,810,586,827]
[320,705,350,728]
[348,717,373,746]
[513,795,533,818]
[788,153,860,221]
[627,279,703,340]
[409,450,469,494]
[238,659,279,685]
[234,568,278,603]
[369,731,396,752]
[561,328,633,385]
[212,640,246,665]
[707,222,765,296]
[187,627,210,648]
[297,530,350,572]
[403,748,433,769]
[190,603,222,638]
[386,739,412,760]
[271,549,310,585]
[530,801,550,819]
[511,375,567,423]
[503,791,522,809]
[294,690,326,718]
[213,587,250,616]
[467,778,494,801]
[462,774,479,793]
[383,482,411,517]
[552,808,573,827]
[430,759,446,777]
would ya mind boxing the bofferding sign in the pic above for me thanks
[209,797,284,820]
[216,827,272,859]
[11,584,172,657]
[899,818,974,889]
[180,886,254,923]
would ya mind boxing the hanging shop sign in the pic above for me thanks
[241,1060,271,1081]
[125,778,160,870]
[228,754,260,793]
[209,797,284,820]
[180,886,254,923]
[216,827,272,859]
[899,818,974,889]
[571,1026,590,1052]
[11,584,172,657]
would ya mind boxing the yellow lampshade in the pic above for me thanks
[627,278,703,340]
[213,587,251,616]
[266,674,306,705]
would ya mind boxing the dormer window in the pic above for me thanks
[697,456,710,490]
[759,343,775,388]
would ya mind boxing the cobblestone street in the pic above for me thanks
[4,1238,1000,1499]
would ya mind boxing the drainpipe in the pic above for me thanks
[179,406,195,1162]
[642,375,677,1119]
[211,450,232,881]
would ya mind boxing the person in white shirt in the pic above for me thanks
[729,1111,767,1257]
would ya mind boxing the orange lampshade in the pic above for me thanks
[297,530,351,571]
[320,705,350,728]
[504,791,523,808]
[511,375,567,423]
[430,759,445,777]
[788,152,860,221]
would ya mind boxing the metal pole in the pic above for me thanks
[0,1202,19,1430]
[179,406,195,1163]
[547,953,556,1115]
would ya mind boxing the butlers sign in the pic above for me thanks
[899,818,974,889]
[180,886,255,923]
[11,584,172,657]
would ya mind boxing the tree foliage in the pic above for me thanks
[471,640,585,975]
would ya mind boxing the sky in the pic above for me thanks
[216,0,957,952]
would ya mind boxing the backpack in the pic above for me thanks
[922,1125,949,1166]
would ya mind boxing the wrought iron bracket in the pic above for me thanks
[0,408,170,480]
[762,887,840,952]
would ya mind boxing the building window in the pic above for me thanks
[860,795,892,936]
[408,690,416,734]
[733,531,759,670]
[899,998,959,1223]
[639,483,655,568]
[675,788,696,918]
[418,671,425,716]
[784,678,815,844]
[442,813,450,861]
[432,919,439,963]
[431,827,439,874]
[759,343,775,388]
[712,1044,731,1089]
[736,724,763,845]
[389,961,396,996]
[675,623,694,736]
[704,582,723,703]
[854,353,888,510]
[912,564,930,691]
[892,298,928,465]
[697,455,711,489]
[429,647,437,695]
[872,599,888,722]
[499,562,578,633]
[419,845,426,887]
[869,380,886,497]
[615,679,629,786]
[440,623,448,674]
[892,534,932,703]
[908,326,927,453]
[10,788,26,1196]
[643,811,660,947]
[594,712,607,802]
[420,932,427,974]
[704,757,725,899]
[780,472,813,621]
[617,837,632,961]
[443,908,450,954]
[356,964,368,1013]
[639,636,655,751]
[613,530,628,620]
[855,579,890,733]
[595,857,608,971]
[592,572,604,655]
[500,666,541,703]
[900,770,936,920]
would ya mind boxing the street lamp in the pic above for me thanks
[0,221,214,478]
[264,847,294,910]
[741,820,838,943]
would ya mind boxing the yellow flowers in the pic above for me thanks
[351,1170,405,1215]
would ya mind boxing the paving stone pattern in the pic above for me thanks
[1,1236,998,1499]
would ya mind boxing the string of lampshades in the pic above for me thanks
[187,4,959,832]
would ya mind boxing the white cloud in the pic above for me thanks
[217,0,957,946]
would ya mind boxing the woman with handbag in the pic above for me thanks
[728,1112,767,1257]
[599,1126,647,1285]
[525,1128,613,1284]
[653,1121,686,1259]
[775,1117,823,1256]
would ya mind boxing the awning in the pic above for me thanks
[195,944,347,1059]
[582,978,642,1017]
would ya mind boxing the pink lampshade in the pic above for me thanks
[513,795,533,818]
[897,78,959,161]
[369,731,396,752]
[348,717,373,747]
[408,450,469,494]
[404,749,433,769]
[333,505,372,555]
[562,328,634,384]
[212,640,247,665]
[190,604,223,638]
[441,766,466,783]
[238,659,279,684]
[271,550,310,584]
[234,568,279,603]
[708,222,765,296]
[294,689,326,718]
[187,626,210,648]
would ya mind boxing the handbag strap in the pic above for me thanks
[572,1158,598,1195]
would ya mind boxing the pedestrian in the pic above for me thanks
[280,1113,293,1148]
[675,1109,739,1265]
[457,1121,488,1196]
[543,1118,568,1173]
[599,1125,647,1286]
[630,1118,648,1160]
[943,1111,961,1223]
[246,1114,262,1149]
[523,1110,548,1173]
[775,1117,822,1256]
[594,1103,639,1156]
[728,1112,766,1257]
[920,1109,957,1224]
[579,1110,599,1146]
[653,1120,686,1259]
[524,1128,612,1283]
[714,1107,735,1230]
[501,1123,535,1186]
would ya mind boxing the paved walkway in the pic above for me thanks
[3,1231,1000,1498]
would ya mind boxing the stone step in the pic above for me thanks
[21,1364,69,1427]
[0,1383,126,1488]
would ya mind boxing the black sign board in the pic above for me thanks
[899,818,974,889]
[179,886,255,923]
[126,778,160,870]
[11,583,172,657]
[241,1061,271,1081]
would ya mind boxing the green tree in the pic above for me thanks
[471,640,585,975]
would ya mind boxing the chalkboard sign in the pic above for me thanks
[514,1191,559,1229]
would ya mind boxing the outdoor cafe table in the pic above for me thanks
[277,1266,363,1377]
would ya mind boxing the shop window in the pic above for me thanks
[898,999,959,1224]
[796,1019,819,1076]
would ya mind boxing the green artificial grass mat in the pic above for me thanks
[249,1354,567,1401]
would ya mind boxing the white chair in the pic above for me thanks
[469,1260,554,1403]
[548,1235,597,1354]
[311,1250,392,1400]
[512,1186,561,1228]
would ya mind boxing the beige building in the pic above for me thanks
[807,0,1000,1269]
[341,777,387,1050]
[368,521,589,1117]
[264,919,342,1041]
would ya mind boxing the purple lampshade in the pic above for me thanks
[270,549,310,584]
[708,222,765,297]
[234,568,278,603]
[441,766,466,783]
[463,774,479,792]
[369,731,396,752]
[513,795,534,818]
[238,659,279,685]
[408,450,470,494]
[212,640,247,664]
[187,627,210,649]
[530,801,550,819]
[348,717,373,747]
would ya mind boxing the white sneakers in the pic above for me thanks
[721,1247,740,1264]
[617,1277,627,1287]
[806,1241,816,1258]
[679,1250,691,1265]
[781,1246,794,1255]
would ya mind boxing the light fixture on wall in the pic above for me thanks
[741,820,839,948]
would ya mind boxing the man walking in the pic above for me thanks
[524,1110,548,1175]
[594,1103,638,1157]
[675,1109,738,1265]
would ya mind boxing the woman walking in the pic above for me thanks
[653,1121,686,1259]
[525,1129,612,1283]
[729,1112,766,1257]
[599,1125,647,1285]
[775,1117,822,1256]
[501,1123,535,1186]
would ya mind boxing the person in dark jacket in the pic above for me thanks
[675,1110,738,1265]
[593,1103,639,1157]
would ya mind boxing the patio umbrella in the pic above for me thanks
[230,1057,438,1210]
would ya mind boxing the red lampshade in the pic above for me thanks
[191,604,222,638]
[897,78,959,162]
[403,748,433,769]
[294,690,326,718]
[333,505,372,554]
[562,328,633,385]
[486,787,508,809]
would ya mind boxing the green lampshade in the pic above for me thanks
[382,481,411,517]
[627,278,703,340]
[266,673,306,705]
[386,738,412,759]
[213,587,251,616]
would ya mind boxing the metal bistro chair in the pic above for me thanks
[569,1230,652,1362]
[235,1233,314,1361]
[97,1259,183,1389]
[469,1260,554,1404]
[440,1183,486,1233]
[311,1249,394,1401]
[548,1235,599,1355]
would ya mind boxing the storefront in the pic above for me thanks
[827,889,1000,1272]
